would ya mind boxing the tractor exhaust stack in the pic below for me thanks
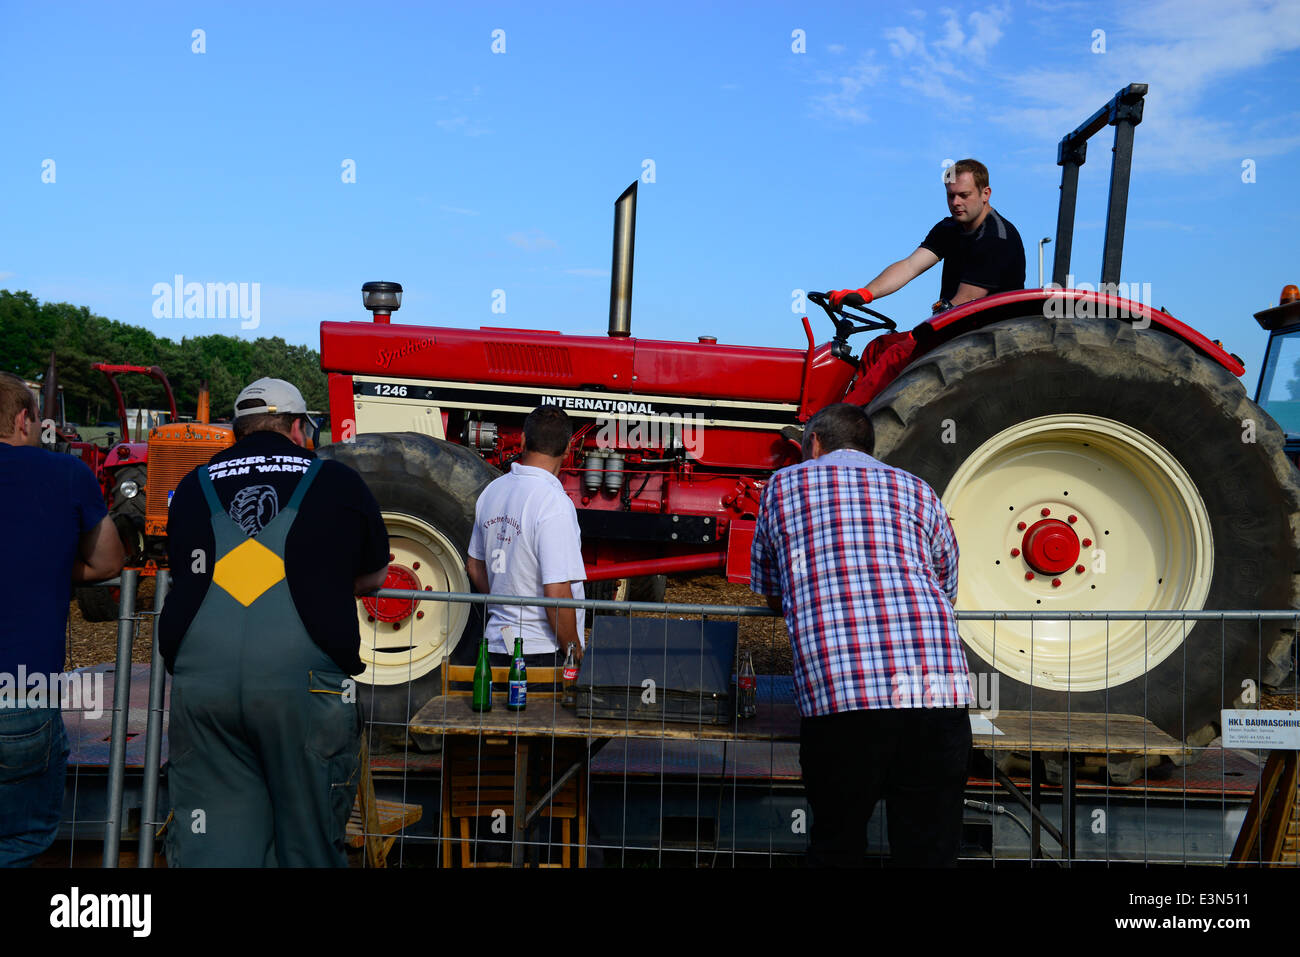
[608,181,637,338]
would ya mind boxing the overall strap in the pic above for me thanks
[197,465,225,517]
[284,459,322,513]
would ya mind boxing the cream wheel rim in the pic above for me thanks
[943,414,1213,692]
[356,511,470,686]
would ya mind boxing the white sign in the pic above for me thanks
[1221,709,1300,749]
[970,713,1004,736]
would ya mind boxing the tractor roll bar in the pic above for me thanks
[1051,82,1147,290]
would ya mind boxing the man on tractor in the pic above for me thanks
[828,158,1026,314]
[824,158,1027,408]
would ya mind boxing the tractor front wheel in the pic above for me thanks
[318,433,499,736]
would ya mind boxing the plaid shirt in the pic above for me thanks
[750,448,971,716]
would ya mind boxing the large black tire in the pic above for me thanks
[75,584,119,623]
[318,433,500,733]
[867,316,1300,741]
[587,575,668,623]
[627,574,668,603]
[587,575,667,603]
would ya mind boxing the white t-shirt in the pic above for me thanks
[467,462,587,655]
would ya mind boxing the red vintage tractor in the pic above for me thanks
[71,364,235,620]
[317,84,1300,745]
[69,363,178,619]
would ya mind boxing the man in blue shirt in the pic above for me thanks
[0,372,125,866]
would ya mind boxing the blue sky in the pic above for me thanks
[3,0,1299,383]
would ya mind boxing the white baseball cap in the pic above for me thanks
[234,378,309,418]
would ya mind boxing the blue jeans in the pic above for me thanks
[0,708,68,867]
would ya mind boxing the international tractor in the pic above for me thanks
[317,84,1300,748]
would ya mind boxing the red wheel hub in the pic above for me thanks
[1021,519,1081,575]
[361,564,420,623]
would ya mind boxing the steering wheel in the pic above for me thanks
[807,291,897,360]
[807,291,897,336]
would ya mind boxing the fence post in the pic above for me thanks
[137,571,170,867]
[101,568,138,867]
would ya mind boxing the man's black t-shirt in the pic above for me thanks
[158,430,389,675]
[920,208,1026,302]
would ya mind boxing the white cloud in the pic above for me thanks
[811,53,887,123]
[990,0,1300,171]
[885,25,923,58]
[507,230,558,251]
[827,43,846,54]
[564,267,608,277]
[0,271,15,281]
[966,6,1006,58]
[878,4,1010,109]
[436,116,490,137]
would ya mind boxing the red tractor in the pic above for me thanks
[71,363,179,620]
[318,84,1300,745]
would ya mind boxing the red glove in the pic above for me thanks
[829,287,874,309]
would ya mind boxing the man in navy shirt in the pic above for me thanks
[0,372,125,866]
[826,158,1025,314]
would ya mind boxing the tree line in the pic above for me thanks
[0,290,328,424]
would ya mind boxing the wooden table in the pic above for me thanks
[970,711,1185,865]
[410,692,800,866]
[409,697,1184,867]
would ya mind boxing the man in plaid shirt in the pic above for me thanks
[751,403,972,866]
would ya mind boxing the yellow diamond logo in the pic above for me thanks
[212,537,285,607]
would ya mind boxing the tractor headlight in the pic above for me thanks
[120,480,140,499]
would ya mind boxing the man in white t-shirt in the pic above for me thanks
[467,404,586,666]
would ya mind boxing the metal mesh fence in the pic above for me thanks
[48,574,1300,868]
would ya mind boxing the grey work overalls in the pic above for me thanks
[164,459,361,867]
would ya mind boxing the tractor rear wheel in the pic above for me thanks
[317,433,499,738]
[867,315,1300,742]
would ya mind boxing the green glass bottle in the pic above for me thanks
[471,636,493,712]
[506,633,527,712]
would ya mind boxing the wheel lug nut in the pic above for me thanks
[416,610,424,620]
[1081,538,1092,547]
[1051,578,1062,588]
[1068,514,1077,523]
[1025,572,1034,581]
[367,615,375,622]
[1017,522,1027,531]
[392,622,401,630]
[1041,507,1051,516]
[389,553,395,561]
[1010,548,1020,557]
[1075,564,1085,574]
[413,561,421,570]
